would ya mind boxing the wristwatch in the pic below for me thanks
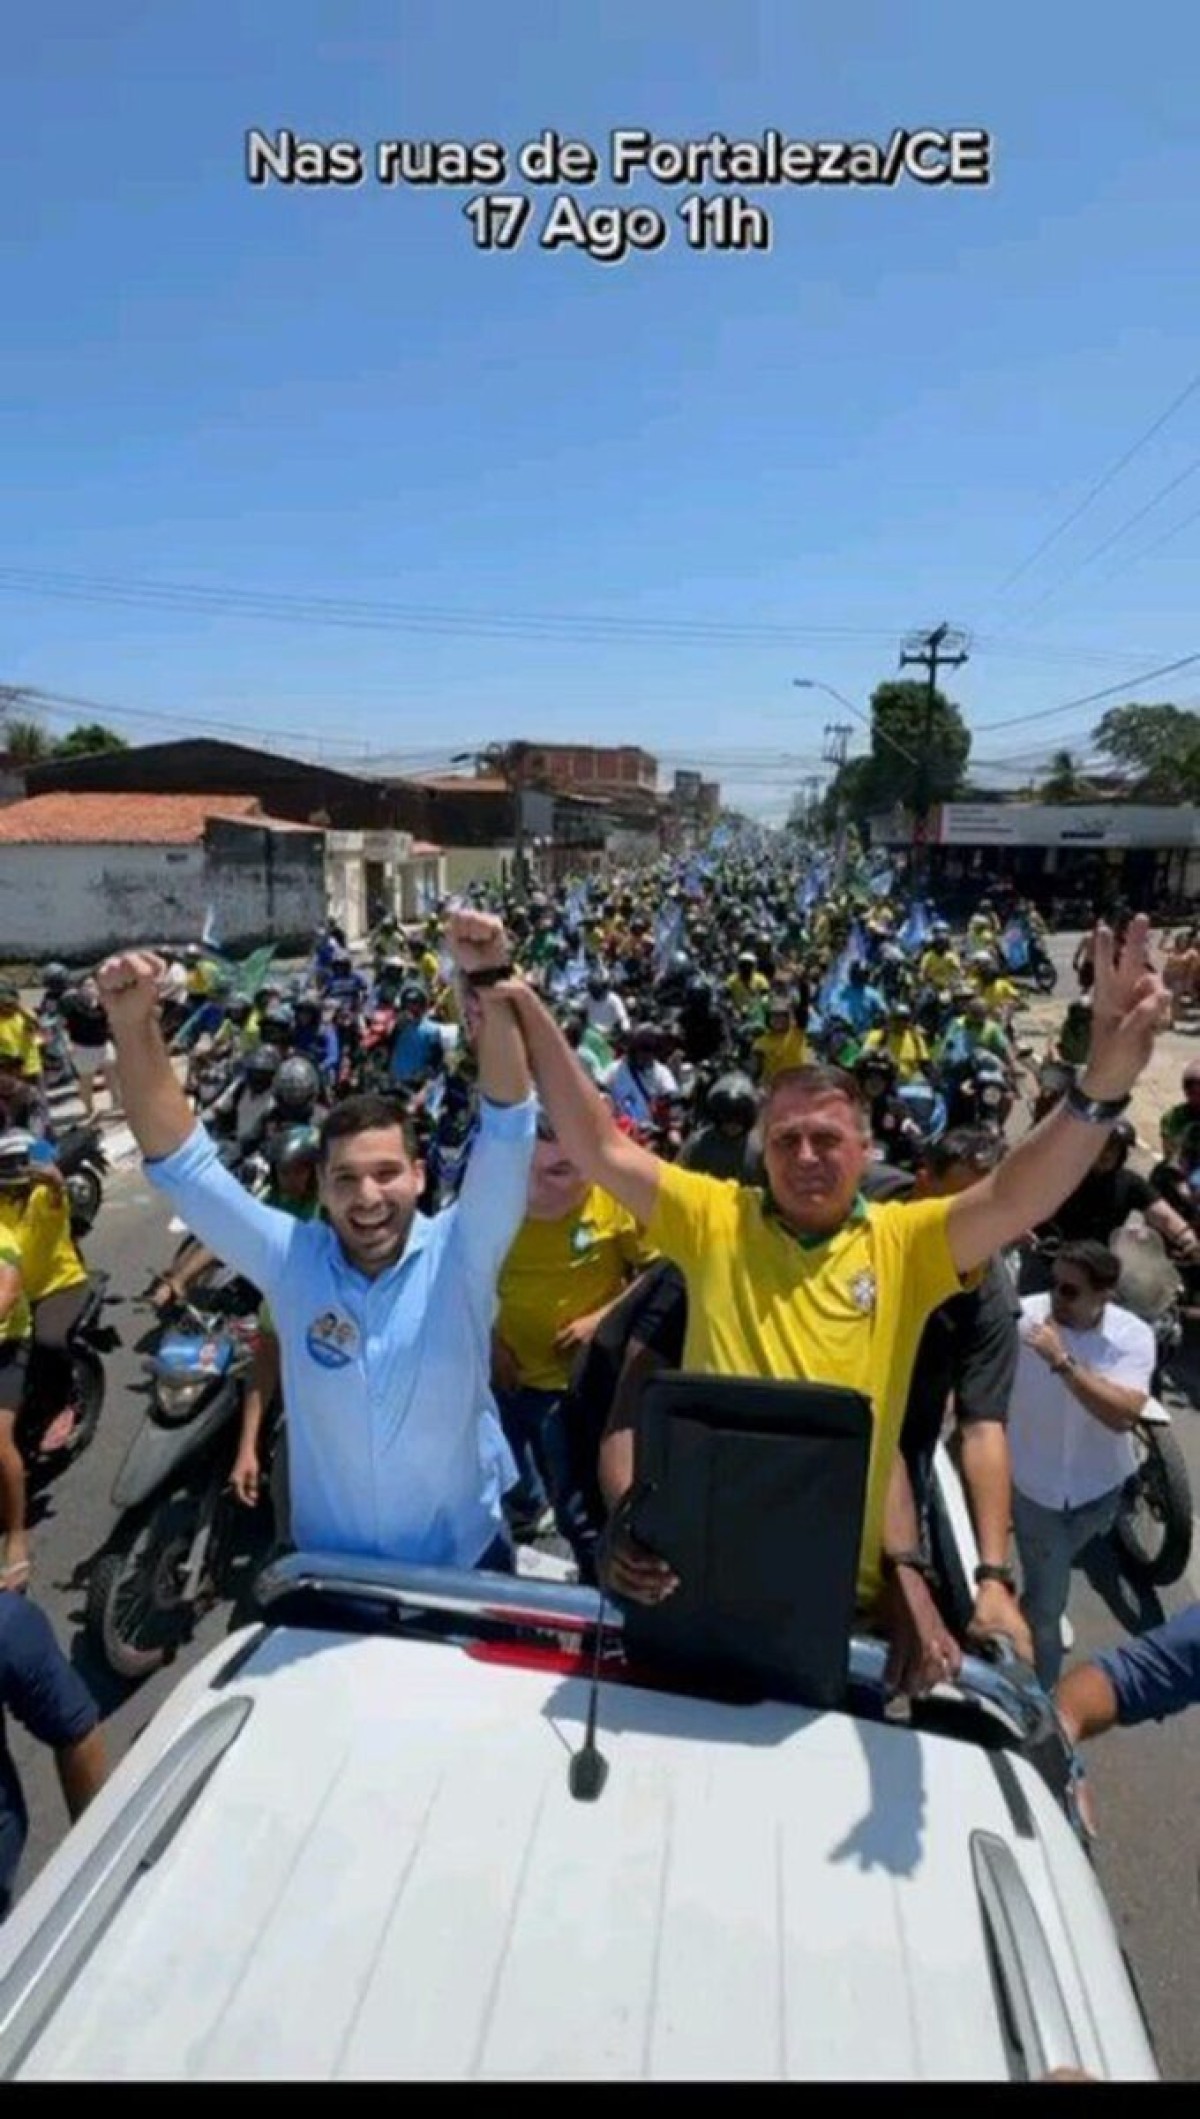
[974,1562,1017,1590]
[464,962,515,989]
[1064,1081,1131,1126]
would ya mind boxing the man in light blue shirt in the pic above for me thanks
[98,913,535,1571]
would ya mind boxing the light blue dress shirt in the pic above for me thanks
[144,1097,537,1567]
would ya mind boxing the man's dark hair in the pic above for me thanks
[318,1092,420,1166]
[923,1127,1005,1179]
[762,1063,868,1127]
[1058,1239,1122,1294]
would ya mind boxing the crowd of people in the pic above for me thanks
[1,837,1199,1923]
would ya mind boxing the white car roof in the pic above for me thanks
[0,1601,1156,2083]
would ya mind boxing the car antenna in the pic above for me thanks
[568,1584,610,1802]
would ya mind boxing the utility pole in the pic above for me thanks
[899,622,969,881]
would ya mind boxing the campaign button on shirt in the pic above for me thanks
[305,1309,361,1369]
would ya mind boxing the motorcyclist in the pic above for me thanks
[751,994,810,1084]
[917,923,961,994]
[831,959,887,1041]
[938,993,1014,1075]
[726,950,770,1019]
[676,1073,762,1183]
[292,994,340,1088]
[583,968,630,1041]
[564,1009,610,1089]
[605,1023,679,1131]
[855,1051,923,1168]
[676,976,727,1066]
[388,982,446,1089]
[861,1001,931,1086]
[207,1044,282,1163]
[967,897,1000,950]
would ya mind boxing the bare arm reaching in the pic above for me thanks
[96,952,195,1160]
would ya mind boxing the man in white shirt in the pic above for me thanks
[1008,1240,1155,1687]
[583,972,630,1041]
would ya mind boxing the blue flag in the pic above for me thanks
[1001,920,1030,972]
[897,901,933,955]
[652,902,685,978]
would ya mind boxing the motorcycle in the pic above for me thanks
[941,1052,1014,1134]
[51,1121,107,1239]
[18,1270,115,1486]
[1000,928,1058,994]
[87,1304,262,1678]
[1108,1217,1195,1587]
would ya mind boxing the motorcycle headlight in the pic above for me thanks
[982,1085,1002,1104]
[154,1376,210,1418]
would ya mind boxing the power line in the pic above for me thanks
[997,450,1200,631]
[968,649,1200,736]
[0,563,1177,675]
[984,362,1200,606]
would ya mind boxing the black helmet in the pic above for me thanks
[41,962,70,995]
[587,971,609,997]
[707,1073,759,1130]
[226,994,253,1024]
[857,1048,897,1086]
[294,994,323,1023]
[274,1055,321,1115]
[268,1123,321,1176]
[737,950,757,972]
[244,1044,282,1086]
[258,1003,295,1046]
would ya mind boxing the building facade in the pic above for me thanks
[521,743,658,794]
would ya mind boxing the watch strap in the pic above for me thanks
[1064,1082,1131,1125]
[974,1562,1017,1589]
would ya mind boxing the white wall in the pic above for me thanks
[442,846,511,894]
[0,834,326,960]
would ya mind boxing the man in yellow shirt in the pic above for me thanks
[492,913,1169,1695]
[0,1147,90,1456]
[494,1115,656,1573]
[726,950,771,1018]
[0,984,44,1087]
[752,996,810,1084]
[861,1004,931,1085]
[0,1199,33,1589]
[918,925,961,993]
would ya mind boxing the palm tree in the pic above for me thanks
[1040,748,1083,803]
[2,717,51,766]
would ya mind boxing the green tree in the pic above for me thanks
[825,681,971,833]
[2,717,51,765]
[52,722,129,759]
[1092,703,1200,799]
[1040,748,1085,802]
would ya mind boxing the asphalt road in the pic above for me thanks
[6,949,1200,2081]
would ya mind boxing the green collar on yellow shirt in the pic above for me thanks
[761,1188,869,1251]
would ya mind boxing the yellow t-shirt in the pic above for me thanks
[644,1165,961,1610]
[0,1185,87,1302]
[0,1013,43,1078]
[726,972,770,1013]
[419,949,441,990]
[753,1025,811,1083]
[497,1186,657,1392]
[862,1025,929,1084]
[0,1235,31,1344]
[979,976,1020,1013]
[918,947,960,991]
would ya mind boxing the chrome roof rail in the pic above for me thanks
[256,1551,1057,1746]
[971,1830,1085,2079]
[0,1696,253,2079]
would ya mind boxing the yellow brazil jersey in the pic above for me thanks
[862,1026,929,1084]
[753,1025,811,1083]
[918,947,960,992]
[0,1234,31,1344]
[644,1164,961,1611]
[0,1185,87,1303]
[418,948,441,990]
[0,1013,43,1078]
[497,1186,657,1392]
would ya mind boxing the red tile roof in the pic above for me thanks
[409,840,443,856]
[0,793,321,845]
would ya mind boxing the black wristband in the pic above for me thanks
[974,1562,1017,1590]
[464,963,514,990]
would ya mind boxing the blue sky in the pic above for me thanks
[4,0,1200,817]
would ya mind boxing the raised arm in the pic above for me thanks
[97,951,195,1159]
[948,918,1168,1276]
[501,979,662,1227]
